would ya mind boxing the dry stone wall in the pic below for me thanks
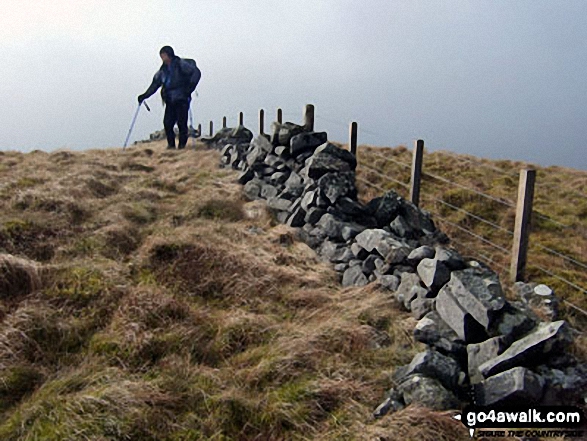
[202,123,587,415]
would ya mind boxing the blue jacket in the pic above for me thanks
[142,56,201,103]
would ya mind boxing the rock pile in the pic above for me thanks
[209,122,587,414]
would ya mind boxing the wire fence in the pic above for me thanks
[207,105,587,323]
[312,110,587,323]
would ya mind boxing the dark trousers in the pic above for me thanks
[163,100,189,148]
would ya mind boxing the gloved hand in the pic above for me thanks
[137,94,146,103]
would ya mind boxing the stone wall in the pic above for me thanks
[203,122,586,414]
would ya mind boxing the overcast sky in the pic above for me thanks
[1,0,586,169]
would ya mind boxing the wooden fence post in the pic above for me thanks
[349,122,358,157]
[277,108,283,124]
[239,112,244,126]
[259,109,265,134]
[303,104,314,131]
[197,124,201,137]
[222,117,227,129]
[209,121,213,137]
[511,169,536,282]
[410,139,424,206]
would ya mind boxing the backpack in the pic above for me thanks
[180,58,201,89]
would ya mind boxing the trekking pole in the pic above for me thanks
[189,101,196,149]
[123,101,149,150]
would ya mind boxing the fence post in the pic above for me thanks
[410,139,424,206]
[209,121,213,137]
[197,124,201,137]
[277,108,283,124]
[239,112,244,126]
[511,168,536,282]
[259,109,265,134]
[349,122,358,157]
[222,117,227,129]
[303,104,314,131]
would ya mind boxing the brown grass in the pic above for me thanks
[0,139,582,439]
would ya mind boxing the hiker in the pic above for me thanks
[138,46,201,149]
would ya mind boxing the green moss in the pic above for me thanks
[0,366,44,410]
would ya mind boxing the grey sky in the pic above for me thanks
[1,0,586,169]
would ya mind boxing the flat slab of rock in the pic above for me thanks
[479,320,572,378]
[467,336,508,384]
[473,366,544,406]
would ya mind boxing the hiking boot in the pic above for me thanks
[178,144,186,150]
[166,145,176,150]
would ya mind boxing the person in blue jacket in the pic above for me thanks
[138,46,201,149]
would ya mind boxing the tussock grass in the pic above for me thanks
[0,140,580,440]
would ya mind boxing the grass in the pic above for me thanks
[0,138,583,439]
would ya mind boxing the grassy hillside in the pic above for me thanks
[0,142,470,440]
[355,144,587,329]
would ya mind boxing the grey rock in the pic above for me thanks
[373,389,405,418]
[400,200,436,233]
[304,207,327,225]
[260,184,279,200]
[316,172,356,204]
[414,311,467,358]
[270,171,289,185]
[316,213,345,241]
[243,179,263,201]
[275,146,289,157]
[538,364,587,405]
[362,254,380,275]
[237,168,255,185]
[284,171,303,189]
[349,259,362,267]
[467,336,509,384]
[377,275,400,291]
[305,142,357,179]
[410,297,434,320]
[355,229,406,257]
[300,190,317,211]
[290,131,328,156]
[479,321,572,378]
[389,215,414,238]
[350,243,369,260]
[286,207,306,228]
[489,303,538,344]
[341,223,367,241]
[246,145,267,167]
[394,350,463,390]
[417,258,451,292]
[474,367,544,406]
[336,197,367,217]
[342,266,369,287]
[398,374,460,411]
[395,272,428,311]
[435,247,466,270]
[435,282,489,343]
[267,197,292,212]
[408,246,436,265]
[278,122,305,146]
[515,282,560,321]
[384,246,412,265]
[438,268,506,331]
[366,191,401,227]
[334,263,348,273]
